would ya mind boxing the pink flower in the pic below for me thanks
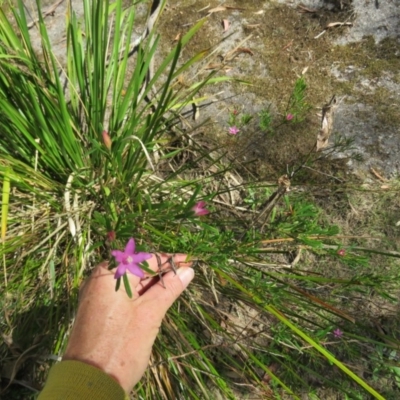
[286,113,294,121]
[337,249,346,256]
[192,201,210,216]
[228,126,240,135]
[333,328,343,338]
[111,238,152,279]
[102,130,112,150]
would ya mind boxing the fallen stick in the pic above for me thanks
[27,0,64,29]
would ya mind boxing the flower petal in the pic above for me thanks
[111,250,126,263]
[333,328,343,338]
[132,252,152,264]
[126,263,145,278]
[114,263,127,279]
[192,201,210,216]
[228,126,240,135]
[125,238,136,255]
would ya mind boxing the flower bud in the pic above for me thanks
[107,231,116,242]
[102,130,112,150]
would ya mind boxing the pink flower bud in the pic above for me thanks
[286,113,294,121]
[337,249,345,256]
[107,231,116,242]
[102,130,112,150]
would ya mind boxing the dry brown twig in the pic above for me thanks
[370,167,388,182]
[206,5,246,16]
[297,4,317,13]
[314,21,353,39]
[27,0,64,29]
[223,34,253,61]
[257,175,291,232]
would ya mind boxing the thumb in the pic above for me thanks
[139,267,194,314]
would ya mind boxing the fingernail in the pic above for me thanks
[177,267,194,289]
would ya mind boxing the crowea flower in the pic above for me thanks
[111,238,152,279]
[333,328,343,338]
[286,113,294,121]
[192,201,210,216]
[228,126,240,135]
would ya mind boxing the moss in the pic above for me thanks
[330,36,400,127]
[364,87,400,127]
[333,36,400,78]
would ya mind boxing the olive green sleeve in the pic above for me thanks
[38,360,128,400]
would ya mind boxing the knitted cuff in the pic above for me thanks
[38,360,127,400]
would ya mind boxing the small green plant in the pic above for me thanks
[243,185,273,211]
[259,108,274,132]
[241,113,253,125]
[286,76,311,122]
[227,108,253,135]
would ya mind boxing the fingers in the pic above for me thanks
[86,254,192,297]
[147,253,190,274]
[137,253,192,293]
[138,267,194,315]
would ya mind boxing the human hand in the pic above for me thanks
[63,255,194,393]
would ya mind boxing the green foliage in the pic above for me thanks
[259,108,273,132]
[228,109,252,129]
[286,76,311,122]
[241,113,253,125]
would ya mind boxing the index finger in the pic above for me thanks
[137,253,192,293]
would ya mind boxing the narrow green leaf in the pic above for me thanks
[123,273,133,298]
[115,276,121,292]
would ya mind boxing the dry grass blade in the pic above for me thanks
[257,174,291,232]
[206,6,246,16]
[1,168,11,287]
[288,283,356,323]
[317,95,337,151]
[223,34,253,61]
[326,22,353,29]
